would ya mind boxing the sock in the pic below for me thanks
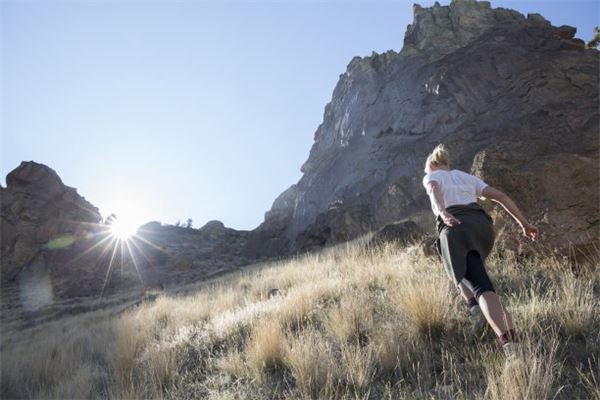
[499,329,518,346]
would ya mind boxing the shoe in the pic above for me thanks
[469,305,487,338]
[502,342,524,362]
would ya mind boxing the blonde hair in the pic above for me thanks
[425,144,449,172]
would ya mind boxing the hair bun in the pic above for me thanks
[425,144,450,170]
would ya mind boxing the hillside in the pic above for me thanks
[1,0,599,397]
[1,239,598,399]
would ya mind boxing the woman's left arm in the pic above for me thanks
[426,181,461,226]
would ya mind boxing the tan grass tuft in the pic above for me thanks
[371,323,413,374]
[246,318,285,379]
[217,349,248,379]
[577,355,600,399]
[339,343,377,396]
[554,273,596,338]
[391,274,451,338]
[485,336,562,400]
[283,329,341,398]
[325,294,373,345]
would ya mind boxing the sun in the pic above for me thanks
[100,189,158,242]
[94,196,154,296]
[109,217,139,240]
[102,195,150,241]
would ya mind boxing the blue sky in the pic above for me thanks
[2,0,598,231]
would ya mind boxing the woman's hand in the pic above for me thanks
[440,210,461,226]
[481,186,539,242]
[521,223,539,241]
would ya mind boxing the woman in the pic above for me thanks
[422,144,538,357]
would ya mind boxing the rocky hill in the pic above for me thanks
[249,0,599,258]
[0,161,256,321]
[1,0,598,310]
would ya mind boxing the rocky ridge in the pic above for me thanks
[0,162,255,321]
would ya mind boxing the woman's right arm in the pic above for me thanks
[481,186,539,241]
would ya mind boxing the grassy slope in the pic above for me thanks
[1,237,598,399]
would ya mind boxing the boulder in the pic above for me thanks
[554,25,577,40]
[1,162,102,282]
[370,221,424,247]
[471,144,599,259]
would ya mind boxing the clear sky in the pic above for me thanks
[2,0,598,231]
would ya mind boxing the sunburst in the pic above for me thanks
[96,213,151,296]
[109,217,139,240]
[29,201,170,311]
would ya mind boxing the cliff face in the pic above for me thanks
[251,0,599,258]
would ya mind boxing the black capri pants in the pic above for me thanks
[435,202,496,299]
[461,250,495,299]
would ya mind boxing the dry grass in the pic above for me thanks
[325,293,374,345]
[391,273,452,339]
[339,342,377,396]
[246,318,285,380]
[485,335,562,400]
[1,237,598,399]
[284,328,342,399]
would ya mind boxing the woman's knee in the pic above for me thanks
[466,250,482,263]
[475,289,496,300]
[464,252,496,299]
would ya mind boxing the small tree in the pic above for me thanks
[175,219,181,227]
[104,213,117,225]
[185,218,193,229]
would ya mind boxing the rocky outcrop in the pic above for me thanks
[0,162,255,308]
[135,219,252,275]
[369,220,424,247]
[255,0,599,259]
[242,184,297,258]
[1,161,103,282]
[471,145,599,257]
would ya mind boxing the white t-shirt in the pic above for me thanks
[422,169,488,216]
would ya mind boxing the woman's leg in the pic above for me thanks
[458,281,476,302]
[464,251,516,340]
[477,291,514,336]
[459,281,480,315]
[459,279,486,336]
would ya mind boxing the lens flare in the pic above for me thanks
[110,218,138,240]
[73,196,164,296]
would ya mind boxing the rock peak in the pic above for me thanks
[6,161,64,191]
[401,0,549,59]
[199,220,225,231]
